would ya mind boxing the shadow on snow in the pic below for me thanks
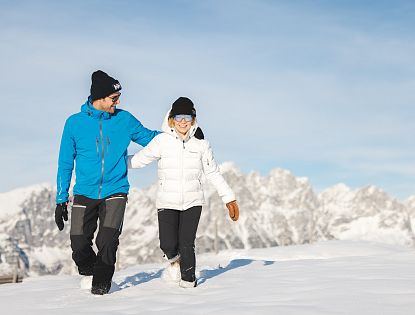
[112,258,275,291]
[197,259,275,285]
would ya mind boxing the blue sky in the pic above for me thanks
[1,0,414,199]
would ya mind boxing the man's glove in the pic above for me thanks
[226,200,239,221]
[194,127,204,140]
[55,202,68,231]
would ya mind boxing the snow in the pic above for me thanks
[0,183,51,220]
[1,240,415,315]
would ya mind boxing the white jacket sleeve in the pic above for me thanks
[202,141,236,204]
[128,134,162,169]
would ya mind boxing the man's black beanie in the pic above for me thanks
[90,70,122,101]
[169,97,196,117]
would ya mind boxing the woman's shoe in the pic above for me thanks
[179,279,197,288]
[162,259,181,282]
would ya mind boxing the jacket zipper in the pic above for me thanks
[98,115,105,199]
[107,136,110,153]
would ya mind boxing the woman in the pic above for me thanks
[128,96,239,288]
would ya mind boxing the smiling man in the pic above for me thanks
[54,70,160,295]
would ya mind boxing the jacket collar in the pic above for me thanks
[80,97,112,120]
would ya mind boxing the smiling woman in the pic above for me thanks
[128,96,240,288]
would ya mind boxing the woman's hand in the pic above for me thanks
[226,200,239,221]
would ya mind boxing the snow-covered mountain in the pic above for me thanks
[0,163,413,276]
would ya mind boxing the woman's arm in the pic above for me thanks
[201,141,236,204]
[128,134,162,169]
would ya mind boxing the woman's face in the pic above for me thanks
[173,114,193,136]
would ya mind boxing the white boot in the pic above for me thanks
[179,279,196,288]
[161,256,181,283]
[80,276,93,290]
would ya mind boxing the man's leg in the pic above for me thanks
[178,206,202,284]
[158,208,180,261]
[70,195,99,275]
[93,193,127,294]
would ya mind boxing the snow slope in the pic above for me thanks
[1,240,415,315]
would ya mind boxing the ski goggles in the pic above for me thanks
[173,114,193,122]
[108,93,121,103]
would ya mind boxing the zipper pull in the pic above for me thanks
[183,140,185,149]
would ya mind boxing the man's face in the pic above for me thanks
[100,92,121,113]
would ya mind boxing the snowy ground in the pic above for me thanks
[1,240,415,315]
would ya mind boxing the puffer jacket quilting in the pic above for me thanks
[128,113,235,210]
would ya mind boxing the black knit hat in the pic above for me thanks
[169,97,196,117]
[90,70,122,101]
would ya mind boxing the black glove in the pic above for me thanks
[194,127,204,140]
[55,202,68,231]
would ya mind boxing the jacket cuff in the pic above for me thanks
[222,194,236,204]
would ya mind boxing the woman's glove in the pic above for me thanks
[226,200,239,221]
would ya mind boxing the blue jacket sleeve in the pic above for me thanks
[128,114,161,147]
[56,118,76,204]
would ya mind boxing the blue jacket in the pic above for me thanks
[56,99,160,203]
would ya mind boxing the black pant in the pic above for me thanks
[70,193,127,283]
[158,206,202,282]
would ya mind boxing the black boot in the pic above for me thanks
[77,255,96,276]
[91,281,112,295]
[91,258,114,295]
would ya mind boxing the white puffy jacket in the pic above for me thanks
[128,113,235,210]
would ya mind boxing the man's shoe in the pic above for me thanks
[91,281,111,295]
[78,264,94,276]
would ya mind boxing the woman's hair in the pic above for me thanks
[168,116,196,128]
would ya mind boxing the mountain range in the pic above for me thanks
[0,162,413,276]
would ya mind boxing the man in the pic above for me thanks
[55,70,160,295]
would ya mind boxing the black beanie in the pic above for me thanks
[90,70,122,101]
[169,97,196,117]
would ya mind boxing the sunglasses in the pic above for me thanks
[174,114,193,122]
[108,93,121,103]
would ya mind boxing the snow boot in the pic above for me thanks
[91,281,111,295]
[162,255,181,282]
[179,279,197,288]
[91,259,114,295]
[80,276,93,290]
[77,255,96,276]
[78,264,94,276]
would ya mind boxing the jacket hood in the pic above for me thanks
[80,97,112,120]
[161,110,198,141]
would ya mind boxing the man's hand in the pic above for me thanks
[55,202,68,231]
[226,200,239,221]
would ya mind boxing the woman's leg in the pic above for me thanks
[178,206,202,282]
[158,208,180,261]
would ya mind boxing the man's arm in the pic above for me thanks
[129,114,161,147]
[56,119,76,204]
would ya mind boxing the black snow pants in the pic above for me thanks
[70,193,127,284]
[157,206,202,282]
